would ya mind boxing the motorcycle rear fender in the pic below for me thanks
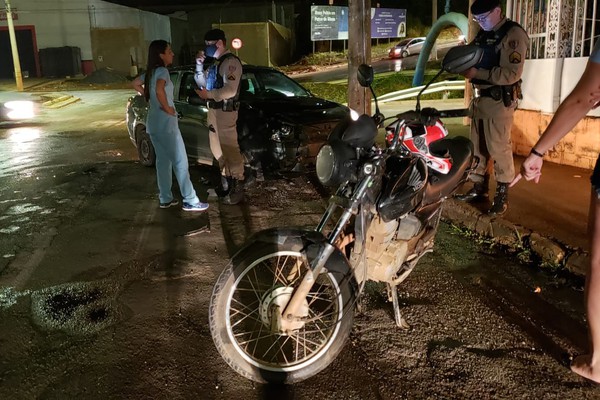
[232,227,357,278]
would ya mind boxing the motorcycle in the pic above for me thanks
[208,45,483,384]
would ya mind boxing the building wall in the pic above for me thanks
[513,57,600,170]
[186,3,294,56]
[0,0,169,77]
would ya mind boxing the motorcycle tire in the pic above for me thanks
[209,238,355,384]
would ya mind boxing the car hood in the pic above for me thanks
[246,97,348,124]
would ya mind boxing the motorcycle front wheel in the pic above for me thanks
[209,239,355,384]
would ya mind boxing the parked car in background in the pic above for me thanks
[126,65,349,173]
[388,37,426,59]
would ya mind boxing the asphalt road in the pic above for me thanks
[0,89,598,399]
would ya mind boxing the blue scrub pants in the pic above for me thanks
[149,130,200,205]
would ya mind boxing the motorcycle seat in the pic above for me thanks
[422,136,474,205]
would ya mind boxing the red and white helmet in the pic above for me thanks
[385,119,453,174]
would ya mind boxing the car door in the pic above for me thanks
[411,38,425,54]
[173,71,212,165]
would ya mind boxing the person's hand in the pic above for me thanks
[195,50,205,65]
[459,67,478,80]
[510,153,544,187]
[195,87,209,100]
[162,105,176,116]
[591,90,600,109]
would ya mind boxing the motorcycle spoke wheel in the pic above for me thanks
[228,251,342,368]
[210,240,355,384]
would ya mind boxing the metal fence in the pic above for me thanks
[508,0,599,59]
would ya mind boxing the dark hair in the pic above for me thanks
[204,29,226,43]
[143,40,170,101]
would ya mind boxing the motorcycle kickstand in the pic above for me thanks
[389,283,410,330]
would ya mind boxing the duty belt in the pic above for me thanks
[207,101,223,109]
[474,85,502,100]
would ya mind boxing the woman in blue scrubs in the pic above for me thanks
[133,40,208,212]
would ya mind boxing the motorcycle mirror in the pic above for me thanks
[442,45,484,74]
[357,64,374,87]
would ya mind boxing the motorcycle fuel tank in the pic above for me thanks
[378,155,428,222]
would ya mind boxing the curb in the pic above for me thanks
[442,199,589,278]
[41,94,81,109]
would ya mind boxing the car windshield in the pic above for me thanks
[396,39,411,46]
[241,69,312,100]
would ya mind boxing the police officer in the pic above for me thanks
[194,29,245,205]
[455,0,529,216]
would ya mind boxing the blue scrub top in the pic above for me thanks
[142,67,177,136]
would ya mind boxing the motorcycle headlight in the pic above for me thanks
[316,140,356,187]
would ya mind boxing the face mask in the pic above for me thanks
[205,44,218,58]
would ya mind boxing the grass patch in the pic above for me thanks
[303,70,465,105]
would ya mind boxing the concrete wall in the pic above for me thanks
[186,3,294,55]
[212,21,292,67]
[0,0,169,77]
[513,57,600,170]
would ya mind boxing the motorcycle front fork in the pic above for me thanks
[279,177,373,333]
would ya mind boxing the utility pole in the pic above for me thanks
[4,0,23,91]
[348,0,371,115]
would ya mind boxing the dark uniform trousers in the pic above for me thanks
[469,95,516,184]
[208,108,245,181]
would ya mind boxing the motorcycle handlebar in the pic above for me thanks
[437,108,469,118]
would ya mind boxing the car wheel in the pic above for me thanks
[136,126,155,167]
[401,50,409,58]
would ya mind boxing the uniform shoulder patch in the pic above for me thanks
[509,51,522,64]
[227,74,236,81]
[509,40,518,49]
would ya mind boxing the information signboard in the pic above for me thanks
[311,6,406,41]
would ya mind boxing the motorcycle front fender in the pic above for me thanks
[232,227,356,278]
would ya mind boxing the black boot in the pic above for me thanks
[455,179,489,203]
[488,183,509,216]
[222,179,244,205]
[215,175,230,198]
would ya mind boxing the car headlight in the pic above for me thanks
[3,100,35,120]
[316,140,356,187]
[273,123,294,137]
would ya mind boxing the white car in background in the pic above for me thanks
[388,37,426,59]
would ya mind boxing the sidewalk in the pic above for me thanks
[382,98,591,276]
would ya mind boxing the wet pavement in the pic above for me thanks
[0,84,599,398]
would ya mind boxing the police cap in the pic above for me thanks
[471,0,500,15]
[204,29,226,42]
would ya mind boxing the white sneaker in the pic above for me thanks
[182,201,209,212]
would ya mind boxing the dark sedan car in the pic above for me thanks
[126,65,349,172]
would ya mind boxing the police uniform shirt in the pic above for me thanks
[211,51,242,103]
[472,17,529,88]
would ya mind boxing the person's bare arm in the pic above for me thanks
[155,78,176,116]
[533,61,600,154]
[132,76,144,95]
[511,60,600,186]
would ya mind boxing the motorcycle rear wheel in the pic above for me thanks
[209,240,355,384]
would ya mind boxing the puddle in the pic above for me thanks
[0,286,29,308]
[7,203,43,215]
[0,226,20,234]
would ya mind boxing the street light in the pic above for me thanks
[4,0,23,91]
